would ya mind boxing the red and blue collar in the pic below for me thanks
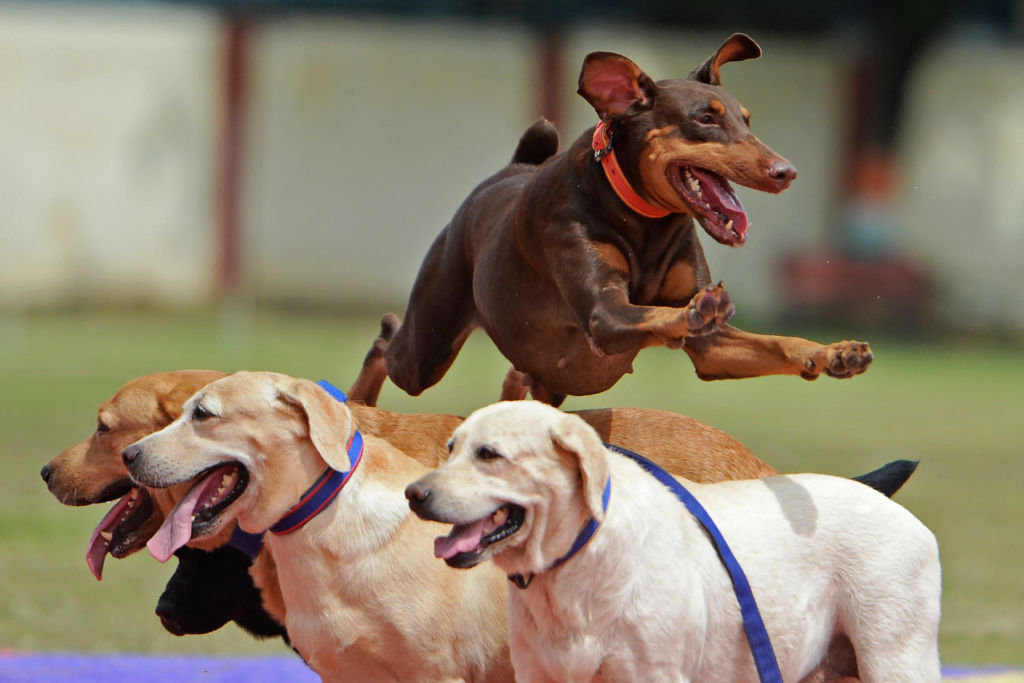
[592,121,672,219]
[229,379,361,556]
[508,475,612,589]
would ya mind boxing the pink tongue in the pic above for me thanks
[691,167,749,237]
[86,492,135,581]
[147,470,223,563]
[434,517,492,560]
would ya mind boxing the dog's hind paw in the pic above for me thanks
[684,282,735,337]
[805,340,873,379]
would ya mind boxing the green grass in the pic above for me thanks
[1,308,1021,665]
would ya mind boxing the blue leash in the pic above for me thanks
[605,443,783,683]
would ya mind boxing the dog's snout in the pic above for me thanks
[768,159,797,188]
[155,599,188,636]
[40,463,52,483]
[122,443,142,468]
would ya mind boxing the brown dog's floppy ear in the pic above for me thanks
[578,52,657,122]
[277,378,356,472]
[549,413,609,521]
[688,33,761,86]
[157,372,226,423]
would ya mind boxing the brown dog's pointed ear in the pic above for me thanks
[549,414,609,521]
[277,378,355,472]
[688,33,761,86]
[578,51,658,122]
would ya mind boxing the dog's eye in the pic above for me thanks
[695,113,717,126]
[446,439,454,453]
[192,404,213,421]
[476,446,502,462]
[96,421,110,436]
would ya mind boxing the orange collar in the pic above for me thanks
[591,121,671,219]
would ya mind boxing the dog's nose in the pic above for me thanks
[122,444,142,467]
[404,482,432,516]
[768,159,797,188]
[40,463,52,483]
[405,482,429,503]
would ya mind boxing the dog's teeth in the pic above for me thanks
[191,514,197,522]
[130,488,138,500]
[492,508,509,526]
[725,219,733,231]
[222,474,231,487]
[99,531,113,542]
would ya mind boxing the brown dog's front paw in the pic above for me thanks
[805,340,873,379]
[684,282,735,336]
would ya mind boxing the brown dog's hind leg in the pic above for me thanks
[501,368,566,407]
[387,228,479,396]
[499,368,565,405]
[683,324,873,381]
[347,313,399,406]
[500,367,530,401]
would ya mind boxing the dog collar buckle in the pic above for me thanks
[591,121,672,219]
[592,124,614,161]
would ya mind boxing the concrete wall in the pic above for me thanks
[0,3,220,308]
[1,4,1021,330]
[898,36,1024,329]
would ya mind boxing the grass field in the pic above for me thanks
[1,307,1021,666]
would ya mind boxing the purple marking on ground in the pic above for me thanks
[0,653,318,682]
[0,653,1019,681]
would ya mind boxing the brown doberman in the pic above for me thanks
[386,34,872,405]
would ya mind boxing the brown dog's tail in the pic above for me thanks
[511,118,559,166]
[852,459,919,498]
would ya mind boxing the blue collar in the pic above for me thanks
[605,443,782,683]
[269,430,363,535]
[508,476,612,590]
[229,380,360,557]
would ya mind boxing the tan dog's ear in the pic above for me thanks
[277,379,356,471]
[688,33,761,86]
[549,414,609,521]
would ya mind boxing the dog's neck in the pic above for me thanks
[505,476,611,590]
[592,121,671,219]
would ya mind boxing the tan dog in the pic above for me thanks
[40,369,226,579]
[40,360,772,638]
[122,371,779,681]
[407,402,941,683]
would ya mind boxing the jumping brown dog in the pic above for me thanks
[386,34,872,405]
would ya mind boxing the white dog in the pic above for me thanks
[406,401,942,683]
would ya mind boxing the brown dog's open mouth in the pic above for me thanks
[668,164,749,246]
[434,504,526,569]
[86,487,157,581]
[147,463,249,563]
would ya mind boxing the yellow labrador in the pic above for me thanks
[407,401,942,683]
[123,371,513,682]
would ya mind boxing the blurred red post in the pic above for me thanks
[216,15,249,299]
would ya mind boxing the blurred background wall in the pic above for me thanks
[1,0,1022,331]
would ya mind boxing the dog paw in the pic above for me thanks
[804,340,873,379]
[683,282,735,336]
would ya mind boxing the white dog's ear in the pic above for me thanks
[277,379,356,471]
[550,414,609,521]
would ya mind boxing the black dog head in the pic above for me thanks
[156,545,286,641]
